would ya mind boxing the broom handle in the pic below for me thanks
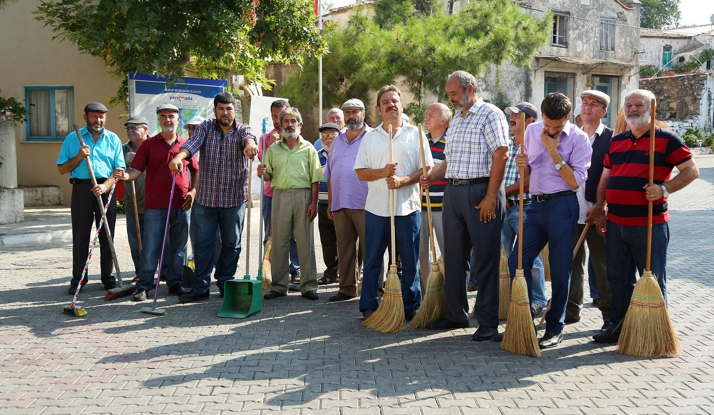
[573,222,590,257]
[73,124,123,284]
[246,158,253,276]
[154,173,177,307]
[646,98,656,272]
[389,124,396,264]
[517,113,526,270]
[417,124,437,262]
[258,119,266,270]
[131,180,142,252]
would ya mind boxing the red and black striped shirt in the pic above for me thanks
[603,127,692,226]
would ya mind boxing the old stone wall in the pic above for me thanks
[640,74,707,121]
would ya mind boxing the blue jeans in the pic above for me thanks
[501,203,548,308]
[137,208,189,292]
[191,202,246,294]
[606,221,669,327]
[127,212,170,277]
[189,208,221,275]
[508,194,578,335]
[359,211,422,315]
[262,194,299,273]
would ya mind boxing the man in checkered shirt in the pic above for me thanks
[421,70,509,341]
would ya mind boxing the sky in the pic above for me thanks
[327,0,714,27]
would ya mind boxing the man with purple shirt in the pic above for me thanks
[512,92,592,349]
[325,98,372,302]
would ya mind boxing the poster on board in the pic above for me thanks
[128,73,229,137]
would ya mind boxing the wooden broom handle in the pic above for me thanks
[417,124,437,262]
[646,98,656,271]
[573,222,590,257]
[131,181,142,252]
[517,113,526,270]
[246,158,253,276]
[389,124,396,264]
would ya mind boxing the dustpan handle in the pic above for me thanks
[246,158,253,276]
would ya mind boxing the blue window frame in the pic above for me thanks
[25,86,74,142]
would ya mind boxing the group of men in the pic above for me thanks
[58,69,699,350]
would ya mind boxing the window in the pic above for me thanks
[662,45,673,68]
[600,18,616,51]
[552,14,568,47]
[544,72,575,104]
[25,86,74,141]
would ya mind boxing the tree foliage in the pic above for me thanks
[637,0,681,29]
[280,0,550,121]
[34,0,326,107]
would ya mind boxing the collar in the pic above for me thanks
[377,122,408,137]
[279,135,306,148]
[458,98,483,117]
[212,119,237,133]
[625,126,659,141]
[593,122,605,139]
[427,128,447,142]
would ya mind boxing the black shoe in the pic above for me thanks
[472,326,498,341]
[264,290,287,300]
[104,281,118,290]
[427,318,469,330]
[600,322,612,332]
[592,298,600,307]
[302,290,319,301]
[68,280,87,295]
[168,285,190,296]
[405,312,415,321]
[593,322,621,343]
[328,292,354,302]
[539,331,564,349]
[178,290,210,303]
[133,289,147,302]
[492,332,504,343]
[564,316,581,325]
[219,287,224,298]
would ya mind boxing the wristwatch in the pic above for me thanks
[660,184,669,198]
[554,160,567,171]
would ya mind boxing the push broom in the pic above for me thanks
[64,184,116,317]
[364,124,405,333]
[501,113,541,357]
[617,99,680,358]
[406,124,446,329]
[141,173,177,316]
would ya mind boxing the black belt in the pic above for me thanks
[506,199,531,208]
[448,177,489,185]
[533,190,574,202]
[70,178,107,185]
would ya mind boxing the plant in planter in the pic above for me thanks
[0,91,30,124]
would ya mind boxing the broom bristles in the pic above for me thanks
[541,244,551,282]
[406,262,446,329]
[261,237,272,289]
[364,265,404,333]
[501,270,541,357]
[498,250,510,320]
[63,305,87,317]
[618,270,680,357]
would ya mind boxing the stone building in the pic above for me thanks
[639,73,713,135]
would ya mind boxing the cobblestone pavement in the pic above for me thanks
[1,155,713,415]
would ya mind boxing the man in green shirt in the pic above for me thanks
[258,107,324,300]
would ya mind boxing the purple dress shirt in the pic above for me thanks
[524,121,591,195]
[324,127,371,211]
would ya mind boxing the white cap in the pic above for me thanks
[186,116,205,126]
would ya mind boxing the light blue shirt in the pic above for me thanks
[56,126,126,179]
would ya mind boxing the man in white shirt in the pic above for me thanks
[354,85,434,320]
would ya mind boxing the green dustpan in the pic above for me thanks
[218,274,264,319]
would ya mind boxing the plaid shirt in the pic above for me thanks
[444,99,509,179]
[503,140,530,201]
[181,119,256,208]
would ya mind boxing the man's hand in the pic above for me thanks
[112,168,126,181]
[327,202,333,220]
[257,164,267,177]
[307,203,317,222]
[169,156,184,173]
[125,151,135,165]
[515,153,528,168]
[383,162,398,178]
[643,183,665,201]
[541,130,561,153]
[244,140,259,159]
[595,210,607,236]
[91,183,108,197]
[475,195,497,222]
[420,173,432,189]
[387,176,405,189]
[183,189,196,211]
[585,205,598,225]
[77,145,90,160]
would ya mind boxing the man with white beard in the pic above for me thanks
[258,108,325,301]
[592,89,699,343]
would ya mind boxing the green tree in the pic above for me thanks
[637,0,681,29]
[34,0,326,107]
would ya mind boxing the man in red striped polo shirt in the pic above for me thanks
[592,89,700,343]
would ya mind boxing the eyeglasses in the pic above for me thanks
[320,132,338,139]
[125,125,144,131]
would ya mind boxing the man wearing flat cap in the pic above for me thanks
[115,103,199,301]
[566,90,614,330]
[57,102,126,294]
[315,122,340,286]
[501,102,549,317]
[326,98,372,302]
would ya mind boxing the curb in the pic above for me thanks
[0,230,72,247]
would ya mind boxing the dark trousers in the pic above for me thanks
[509,194,578,335]
[568,223,611,322]
[317,202,339,280]
[333,208,365,297]
[70,182,117,287]
[443,183,505,327]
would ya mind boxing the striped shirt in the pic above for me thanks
[421,131,447,211]
[503,140,531,201]
[444,99,509,179]
[181,119,256,208]
[603,127,692,226]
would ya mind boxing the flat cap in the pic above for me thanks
[505,102,538,120]
[341,98,365,110]
[84,102,108,113]
[319,122,341,132]
[185,116,205,126]
[156,103,180,114]
[124,115,149,126]
[581,90,610,108]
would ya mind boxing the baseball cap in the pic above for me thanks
[505,102,538,120]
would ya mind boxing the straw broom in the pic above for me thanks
[406,124,446,329]
[617,99,680,358]
[501,112,541,357]
[364,124,405,333]
[498,249,510,320]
